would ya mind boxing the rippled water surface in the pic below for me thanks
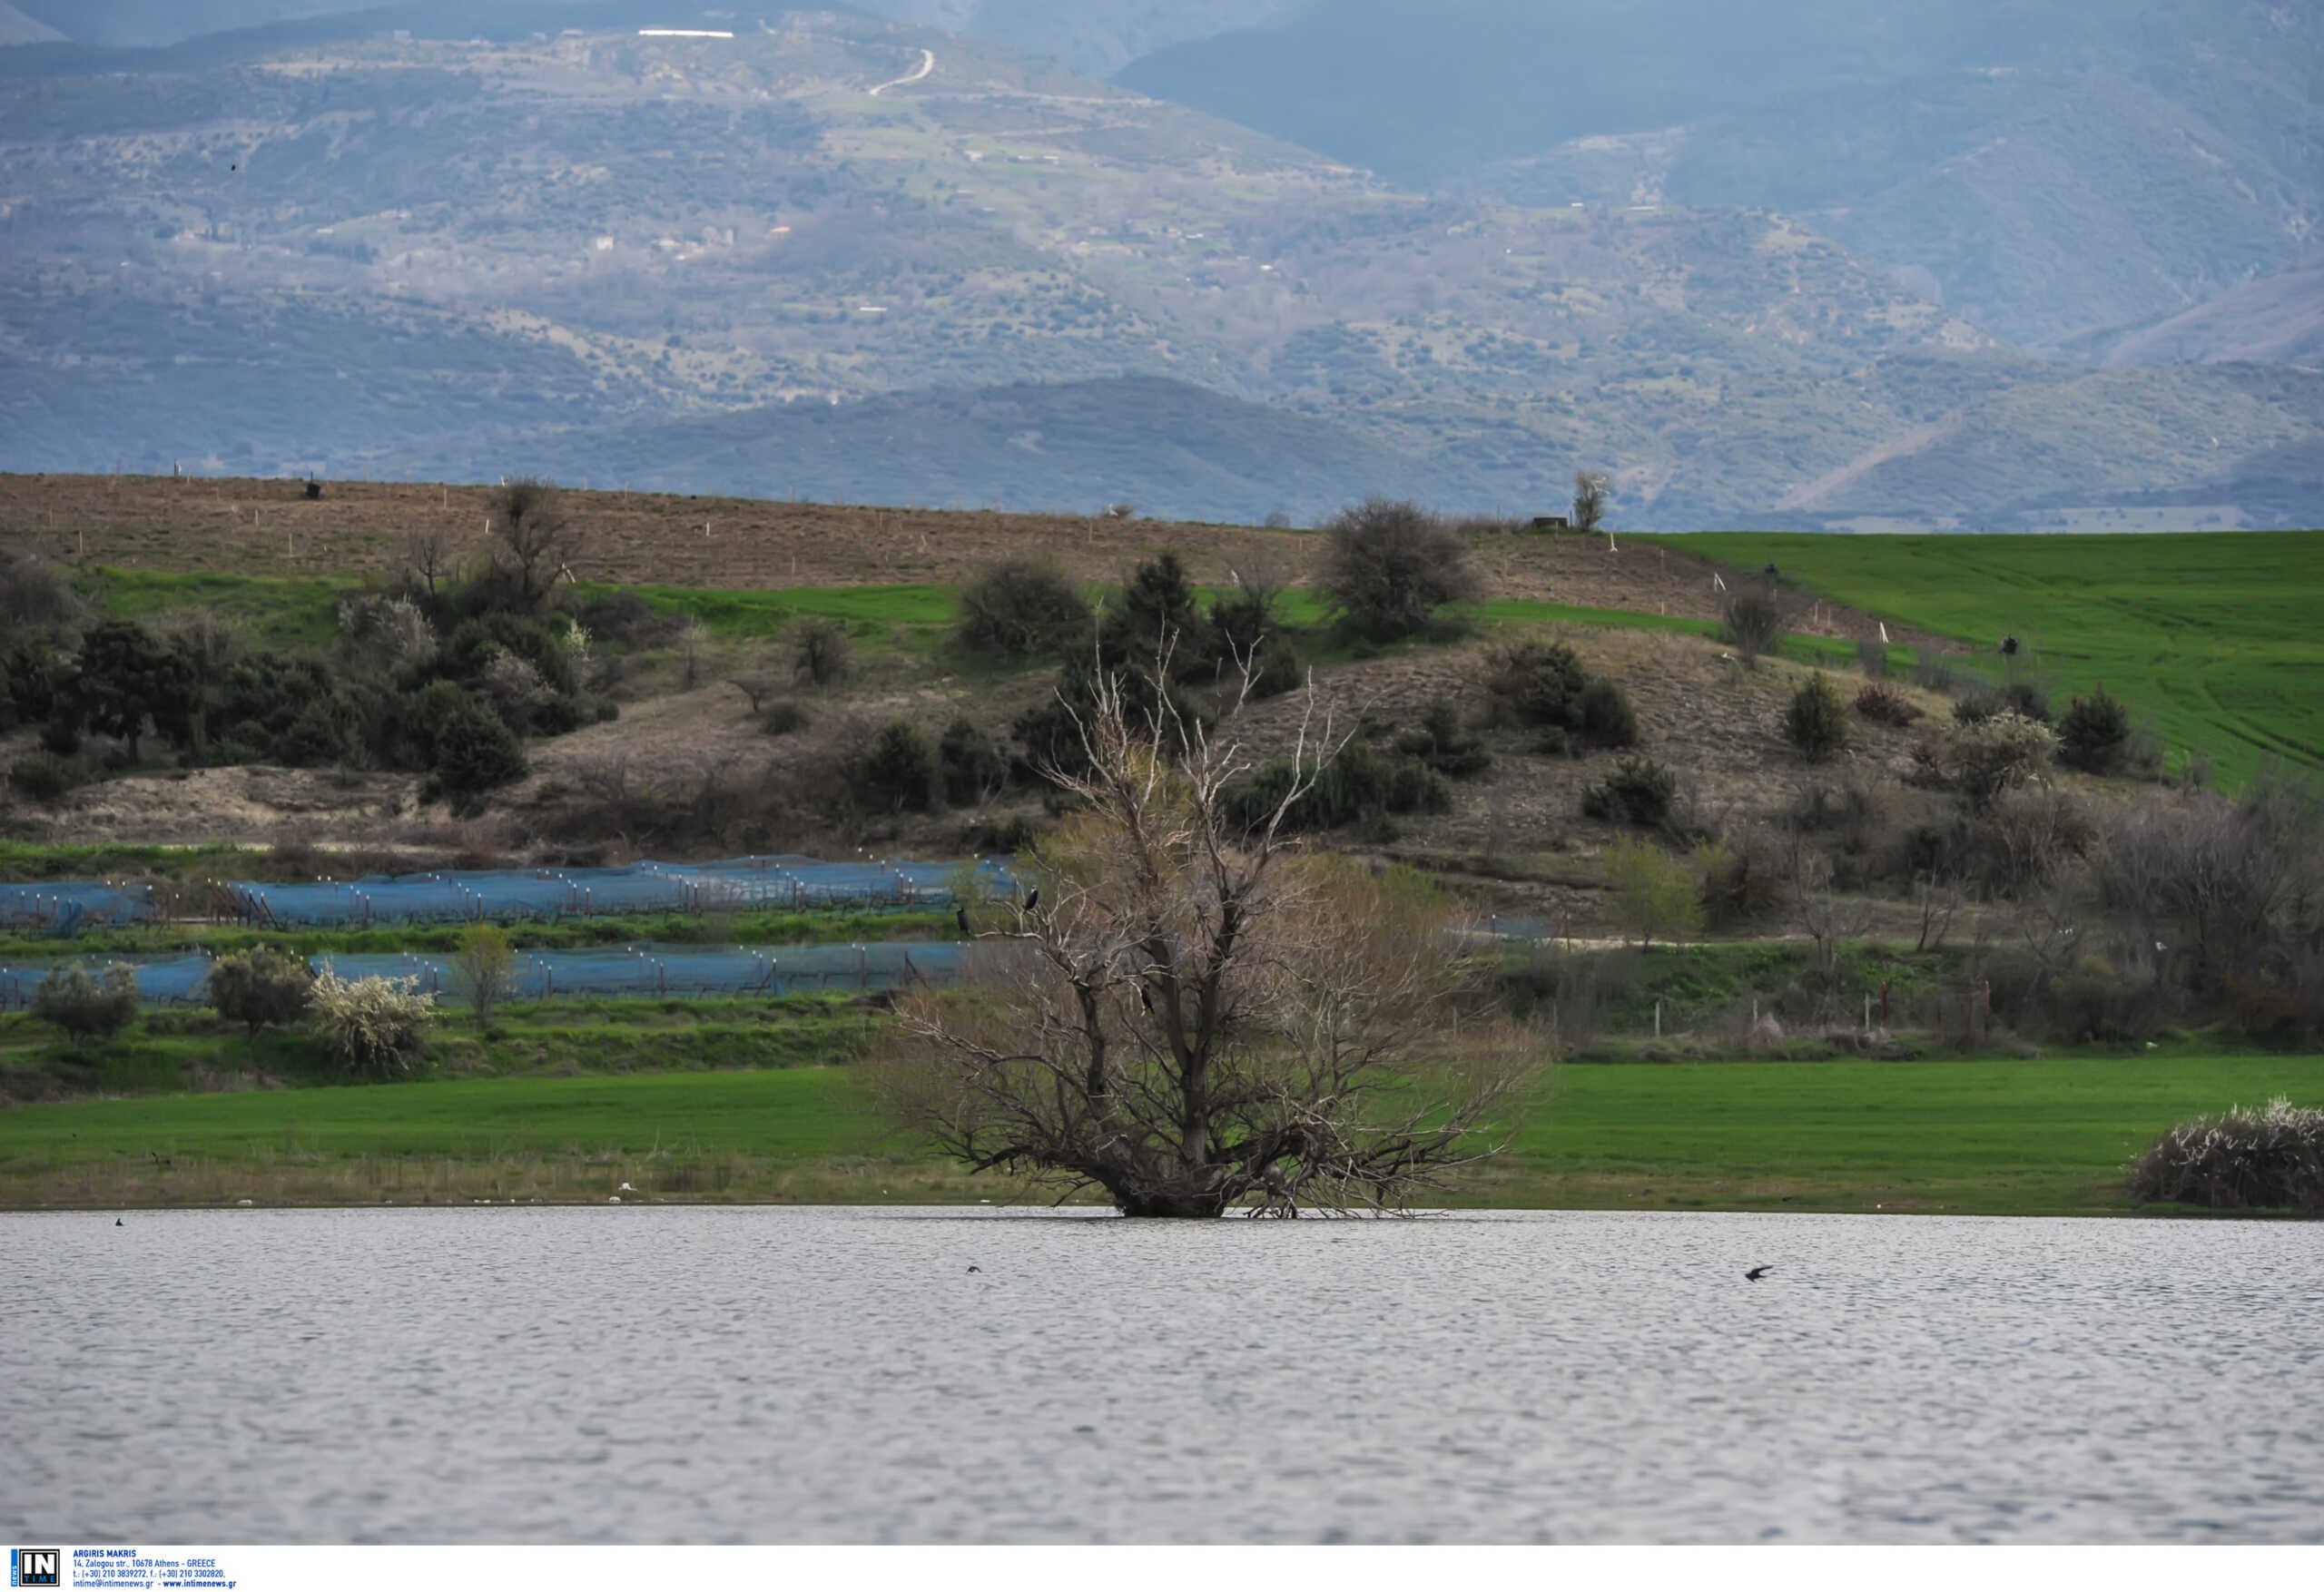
[5,1207,2319,1543]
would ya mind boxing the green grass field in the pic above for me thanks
[5,1054,2316,1214]
[1661,530,2324,783]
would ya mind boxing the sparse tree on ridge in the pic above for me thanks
[1571,471,1610,536]
[488,477,579,609]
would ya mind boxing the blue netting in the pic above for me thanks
[0,882,164,935]
[0,940,974,1011]
[0,855,1019,935]
[222,855,1017,928]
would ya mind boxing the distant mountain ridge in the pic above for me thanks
[1119,0,2323,350]
[0,10,2317,527]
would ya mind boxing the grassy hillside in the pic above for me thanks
[5,1053,2319,1214]
[1663,529,2324,781]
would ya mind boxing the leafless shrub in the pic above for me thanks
[1974,784,2093,896]
[1911,648,1965,694]
[402,526,452,597]
[1719,589,1785,663]
[871,650,1550,1215]
[675,620,710,690]
[790,616,854,687]
[1854,681,1922,726]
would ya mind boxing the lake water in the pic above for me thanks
[4,1207,2319,1543]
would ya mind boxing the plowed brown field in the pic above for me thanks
[0,472,1929,643]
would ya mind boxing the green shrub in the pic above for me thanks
[4,640,70,729]
[6,750,76,804]
[1209,581,1281,663]
[1320,498,1482,641]
[1482,640,1588,728]
[308,967,433,1077]
[1602,836,1702,948]
[1104,551,1212,676]
[1575,678,1639,749]
[939,717,1008,806]
[1783,673,1848,761]
[408,682,527,801]
[2057,690,2132,774]
[955,559,1092,661]
[448,924,516,1030]
[1854,681,1922,726]
[1531,725,1570,757]
[206,946,315,1037]
[853,720,937,811]
[444,613,578,699]
[1581,756,1676,827]
[31,962,139,1043]
[1394,698,1491,778]
[763,700,811,736]
[2129,1097,2324,1213]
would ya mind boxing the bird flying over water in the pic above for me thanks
[1744,1265,1774,1282]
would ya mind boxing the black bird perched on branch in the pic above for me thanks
[1022,888,1039,913]
[1137,985,1154,1014]
[955,905,972,938]
[1744,1265,1774,1282]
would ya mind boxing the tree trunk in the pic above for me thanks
[1113,1184,1232,1218]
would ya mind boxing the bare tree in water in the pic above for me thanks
[872,645,1549,1215]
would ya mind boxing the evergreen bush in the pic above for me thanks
[1783,673,1848,761]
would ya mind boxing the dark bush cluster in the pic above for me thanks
[1394,699,1492,778]
[1854,681,1923,726]
[1581,756,1677,827]
[2056,690,2132,774]
[1226,742,1451,836]
[1481,641,1638,750]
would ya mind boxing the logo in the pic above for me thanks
[9,1550,59,1588]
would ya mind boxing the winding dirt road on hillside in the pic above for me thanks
[868,48,934,96]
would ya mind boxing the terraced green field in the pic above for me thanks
[1663,530,2324,783]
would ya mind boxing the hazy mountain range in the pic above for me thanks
[0,1,2317,529]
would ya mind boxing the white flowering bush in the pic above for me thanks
[307,967,435,1077]
[2130,1097,2324,1212]
[336,593,437,672]
[1946,711,2058,806]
